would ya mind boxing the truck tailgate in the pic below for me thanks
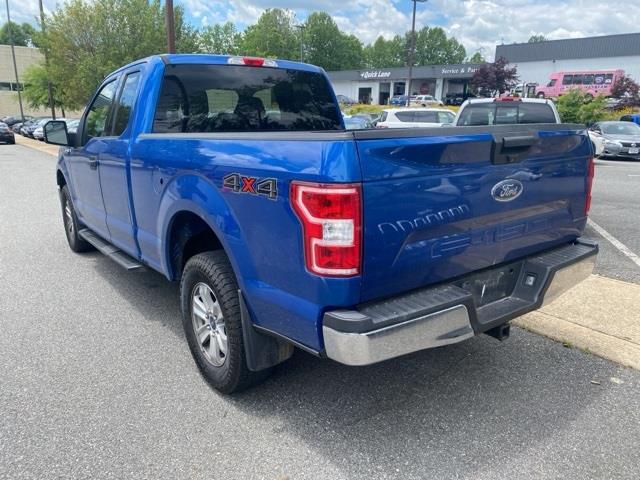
[354,124,592,301]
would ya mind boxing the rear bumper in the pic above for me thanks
[322,239,597,366]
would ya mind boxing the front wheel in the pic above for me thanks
[537,92,545,98]
[180,251,271,394]
[59,185,93,252]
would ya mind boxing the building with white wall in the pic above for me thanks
[327,63,483,105]
[495,33,640,86]
[0,45,46,117]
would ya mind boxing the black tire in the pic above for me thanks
[180,251,271,394]
[59,185,93,252]
[537,92,545,99]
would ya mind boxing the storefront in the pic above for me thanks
[327,63,484,105]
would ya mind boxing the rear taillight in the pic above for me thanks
[585,156,595,215]
[290,182,362,277]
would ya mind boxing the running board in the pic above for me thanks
[78,228,144,271]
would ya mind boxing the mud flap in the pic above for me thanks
[239,290,294,372]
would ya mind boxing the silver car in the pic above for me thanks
[590,121,640,160]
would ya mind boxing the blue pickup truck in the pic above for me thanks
[44,54,597,393]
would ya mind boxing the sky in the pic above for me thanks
[4,0,640,60]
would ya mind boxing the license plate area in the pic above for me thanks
[455,261,523,307]
[628,148,639,154]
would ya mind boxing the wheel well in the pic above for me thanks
[56,170,66,187]
[168,211,223,279]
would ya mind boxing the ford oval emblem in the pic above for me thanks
[491,179,524,202]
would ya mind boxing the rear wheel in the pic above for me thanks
[180,251,271,394]
[60,185,93,252]
[537,92,545,99]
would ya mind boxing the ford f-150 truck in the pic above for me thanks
[44,54,597,394]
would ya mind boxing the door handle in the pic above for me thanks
[88,155,99,170]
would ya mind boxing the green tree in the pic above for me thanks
[42,0,196,108]
[200,22,242,54]
[241,9,298,59]
[363,35,405,68]
[22,63,66,115]
[303,12,363,70]
[528,35,547,43]
[411,26,466,65]
[0,21,38,46]
[467,51,485,63]
[557,89,607,124]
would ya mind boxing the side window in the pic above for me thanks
[584,74,594,85]
[395,111,414,122]
[112,72,141,136]
[572,75,583,85]
[562,75,573,85]
[549,79,557,87]
[84,80,118,141]
[414,111,438,123]
[604,74,614,84]
[438,112,454,124]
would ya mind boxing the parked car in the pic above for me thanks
[351,112,380,125]
[65,118,80,135]
[22,117,52,138]
[43,54,597,394]
[376,108,455,128]
[588,121,640,160]
[1,115,31,127]
[0,121,16,144]
[336,94,357,106]
[410,95,444,107]
[389,95,409,106]
[454,98,560,126]
[342,115,373,130]
[445,92,476,106]
[620,114,640,126]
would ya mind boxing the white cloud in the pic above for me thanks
[4,0,640,61]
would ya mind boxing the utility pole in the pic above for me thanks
[406,0,427,106]
[295,25,304,62]
[4,0,25,121]
[165,0,176,54]
[38,0,56,119]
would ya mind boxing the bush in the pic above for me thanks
[556,89,607,125]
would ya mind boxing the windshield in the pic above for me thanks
[601,122,640,135]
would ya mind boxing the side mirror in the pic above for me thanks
[44,120,72,147]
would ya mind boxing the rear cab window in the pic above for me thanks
[153,64,342,133]
[457,102,556,126]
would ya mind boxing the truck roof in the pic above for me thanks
[108,54,325,78]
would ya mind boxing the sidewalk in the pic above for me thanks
[515,274,640,370]
[14,136,640,371]
[15,134,60,156]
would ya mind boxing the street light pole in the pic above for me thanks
[38,0,56,119]
[406,0,427,106]
[4,0,25,121]
[165,0,176,54]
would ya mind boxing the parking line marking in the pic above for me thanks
[588,218,640,269]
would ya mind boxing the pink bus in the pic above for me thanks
[536,69,624,99]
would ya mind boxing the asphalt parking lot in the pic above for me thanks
[1,144,639,480]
